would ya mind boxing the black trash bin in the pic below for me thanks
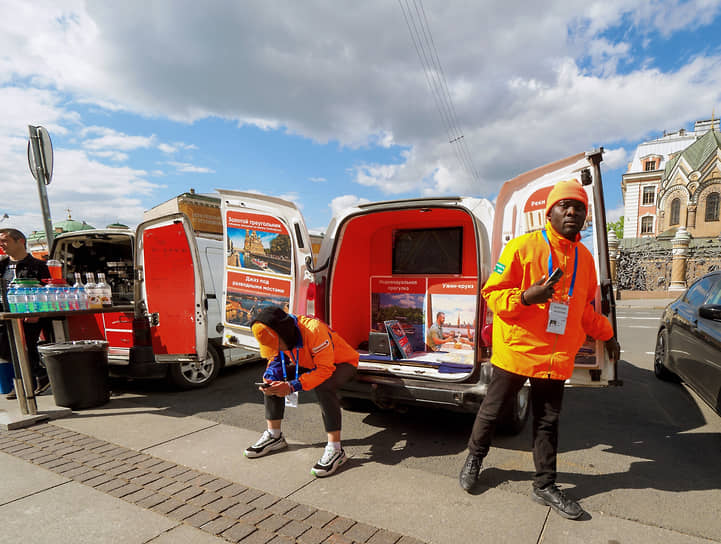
[38,340,110,410]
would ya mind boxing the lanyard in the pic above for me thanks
[280,348,300,381]
[541,229,578,298]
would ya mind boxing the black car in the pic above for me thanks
[654,271,721,416]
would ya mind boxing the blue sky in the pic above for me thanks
[1,1,721,239]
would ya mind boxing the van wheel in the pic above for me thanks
[168,344,222,389]
[654,329,679,382]
[497,386,530,435]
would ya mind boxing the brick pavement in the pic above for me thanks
[0,424,426,544]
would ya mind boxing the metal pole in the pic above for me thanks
[28,125,54,249]
[9,318,37,415]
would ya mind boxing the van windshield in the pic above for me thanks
[53,233,134,304]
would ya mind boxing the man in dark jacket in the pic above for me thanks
[0,228,52,399]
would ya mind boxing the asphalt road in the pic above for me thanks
[110,307,721,541]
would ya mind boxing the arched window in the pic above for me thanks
[705,192,720,222]
[670,198,681,226]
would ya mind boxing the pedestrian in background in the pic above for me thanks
[0,228,52,399]
[458,179,621,520]
[244,306,358,477]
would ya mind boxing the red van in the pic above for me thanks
[220,150,619,433]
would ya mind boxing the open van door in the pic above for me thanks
[217,190,315,352]
[135,213,208,362]
[491,149,619,386]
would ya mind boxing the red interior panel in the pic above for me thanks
[143,222,197,354]
[329,207,478,349]
[66,314,105,341]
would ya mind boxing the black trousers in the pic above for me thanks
[0,321,48,383]
[467,364,565,489]
[264,362,357,433]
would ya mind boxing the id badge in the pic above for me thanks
[546,302,569,335]
[285,391,299,408]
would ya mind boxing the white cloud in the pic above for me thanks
[606,205,625,223]
[82,127,155,151]
[330,195,371,217]
[309,177,326,183]
[2,1,721,228]
[167,161,215,174]
[601,147,630,170]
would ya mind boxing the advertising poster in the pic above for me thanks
[385,319,414,359]
[225,270,291,327]
[370,277,425,352]
[425,278,477,353]
[225,211,292,327]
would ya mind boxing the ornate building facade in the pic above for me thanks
[622,119,720,238]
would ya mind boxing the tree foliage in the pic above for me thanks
[607,216,624,239]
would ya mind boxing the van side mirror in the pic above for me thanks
[699,304,721,321]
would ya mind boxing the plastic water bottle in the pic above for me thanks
[56,286,69,311]
[97,273,112,307]
[15,287,28,313]
[85,272,101,309]
[26,287,39,312]
[36,287,50,312]
[77,287,89,310]
[6,285,18,313]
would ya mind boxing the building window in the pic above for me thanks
[645,160,656,171]
[705,192,720,222]
[642,186,655,205]
[640,216,654,234]
[670,198,681,226]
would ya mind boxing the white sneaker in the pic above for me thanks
[244,430,288,458]
[311,445,347,477]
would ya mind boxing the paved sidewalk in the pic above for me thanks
[1,422,416,544]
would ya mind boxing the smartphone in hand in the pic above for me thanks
[255,382,271,389]
[544,267,564,286]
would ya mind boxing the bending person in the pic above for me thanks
[244,306,358,478]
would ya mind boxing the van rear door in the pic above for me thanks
[491,150,618,386]
[217,190,314,352]
[135,214,208,362]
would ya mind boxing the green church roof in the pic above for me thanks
[664,129,721,177]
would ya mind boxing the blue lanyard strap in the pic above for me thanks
[280,348,300,381]
[541,230,578,298]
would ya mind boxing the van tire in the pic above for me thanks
[496,386,530,435]
[168,343,222,389]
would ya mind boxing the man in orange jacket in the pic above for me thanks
[459,179,620,520]
[244,306,358,477]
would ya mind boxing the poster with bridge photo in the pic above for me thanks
[225,270,290,328]
[370,277,426,352]
[225,211,292,276]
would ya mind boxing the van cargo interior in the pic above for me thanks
[53,233,134,304]
[328,207,479,381]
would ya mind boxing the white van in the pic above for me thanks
[50,195,256,388]
[220,150,619,433]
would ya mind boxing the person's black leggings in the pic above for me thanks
[264,362,357,433]
[467,364,565,489]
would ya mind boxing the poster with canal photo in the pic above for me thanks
[225,211,292,276]
[370,277,425,352]
[225,270,290,328]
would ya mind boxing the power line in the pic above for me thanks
[398,0,480,184]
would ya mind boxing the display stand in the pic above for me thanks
[0,305,133,429]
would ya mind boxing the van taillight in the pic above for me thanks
[479,300,493,347]
[132,317,152,346]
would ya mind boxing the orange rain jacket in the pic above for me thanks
[482,222,613,380]
[263,315,359,392]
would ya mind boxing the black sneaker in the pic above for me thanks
[310,445,347,477]
[532,484,584,520]
[34,376,51,396]
[244,430,288,458]
[6,389,17,400]
[459,453,483,491]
